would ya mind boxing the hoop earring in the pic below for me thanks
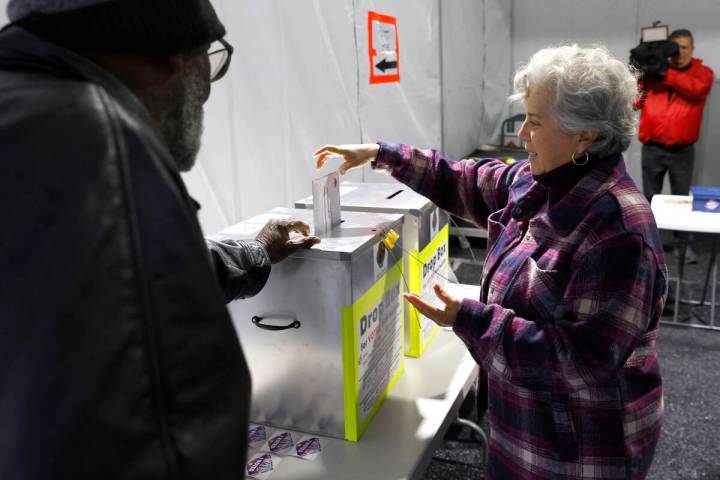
[572,151,590,166]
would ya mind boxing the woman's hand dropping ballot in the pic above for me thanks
[313,144,380,174]
[404,283,461,328]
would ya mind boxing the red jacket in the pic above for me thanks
[637,58,714,145]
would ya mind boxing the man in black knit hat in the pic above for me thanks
[0,1,318,478]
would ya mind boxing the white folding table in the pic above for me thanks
[650,195,720,329]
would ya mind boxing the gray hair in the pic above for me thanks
[510,45,638,156]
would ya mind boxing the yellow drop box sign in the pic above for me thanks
[341,259,404,441]
[406,224,450,357]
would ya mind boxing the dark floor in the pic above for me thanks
[422,233,720,480]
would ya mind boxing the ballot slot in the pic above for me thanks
[296,181,450,358]
[213,207,405,442]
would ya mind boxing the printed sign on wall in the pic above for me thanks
[368,11,400,84]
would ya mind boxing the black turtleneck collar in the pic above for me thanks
[532,153,614,207]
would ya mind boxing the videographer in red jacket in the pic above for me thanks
[637,28,713,262]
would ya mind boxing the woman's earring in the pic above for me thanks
[572,151,590,166]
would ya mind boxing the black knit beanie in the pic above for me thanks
[8,0,226,56]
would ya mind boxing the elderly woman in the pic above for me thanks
[315,45,667,479]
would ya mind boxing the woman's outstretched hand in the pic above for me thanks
[404,283,461,328]
[313,144,380,175]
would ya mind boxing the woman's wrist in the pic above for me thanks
[453,298,489,339]
[371,141,399,171]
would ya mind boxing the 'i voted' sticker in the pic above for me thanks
[245,452,283,480]
[248,424,268,448]
[292,436,323,460]
[263,431,295,455]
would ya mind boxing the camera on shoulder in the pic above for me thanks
[629,22,679,77]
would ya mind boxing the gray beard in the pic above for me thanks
[137,64,205,172]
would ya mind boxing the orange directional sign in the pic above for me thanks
[368,11,400,84]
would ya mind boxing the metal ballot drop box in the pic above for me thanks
[215,208,405,441]
[296,182,450,358]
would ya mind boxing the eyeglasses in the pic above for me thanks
[208,38,234,82]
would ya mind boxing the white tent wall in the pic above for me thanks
[697,88,720,187]
[511,0,720,192]
[481,0,513,148]
[354,0,442,183]
[191,0,460,227]
[440,0,512,160]
[440,0,484,160]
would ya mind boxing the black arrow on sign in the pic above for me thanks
[375,58,397,72]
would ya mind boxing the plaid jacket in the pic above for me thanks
[374,143,668,480]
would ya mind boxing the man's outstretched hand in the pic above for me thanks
[255,218,320,264]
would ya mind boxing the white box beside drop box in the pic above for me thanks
[214,207,405,442]
[296,182,450,358]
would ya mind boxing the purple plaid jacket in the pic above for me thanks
[374,143,667,480]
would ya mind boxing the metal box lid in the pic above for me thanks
[295,181,433,216]
[214,207,403,261]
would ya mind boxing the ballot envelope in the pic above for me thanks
[296,182,450,357]
[214,207,405,441]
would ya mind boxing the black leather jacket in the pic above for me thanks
[0,26,270,479]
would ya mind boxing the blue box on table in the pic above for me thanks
[690,186,720,212]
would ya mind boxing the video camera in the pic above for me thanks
[629,22,679,77]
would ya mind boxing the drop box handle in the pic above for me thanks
[251,315,301,331]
